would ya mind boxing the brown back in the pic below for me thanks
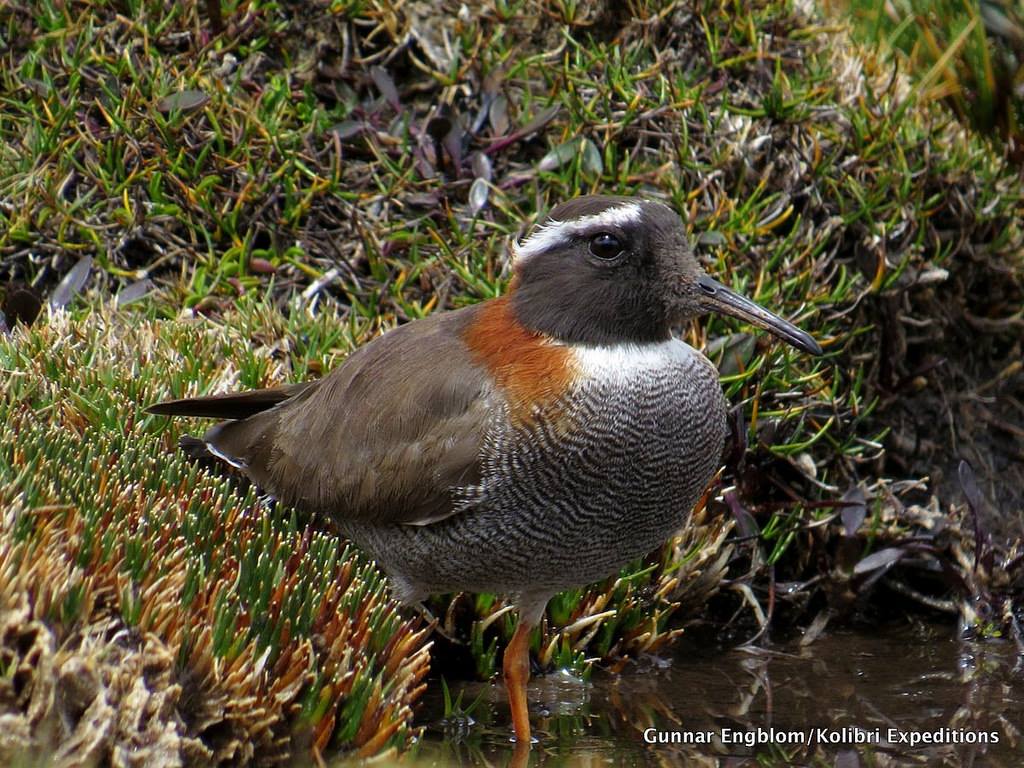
[206,305,493,525]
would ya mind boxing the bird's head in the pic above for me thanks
[510,195,822,355]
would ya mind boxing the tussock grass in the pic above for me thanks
[0,305,430,764]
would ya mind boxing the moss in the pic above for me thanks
[0,307,430,764]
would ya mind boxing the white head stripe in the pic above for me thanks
[512,203,643,264]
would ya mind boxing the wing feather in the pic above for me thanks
[201,306,492,525]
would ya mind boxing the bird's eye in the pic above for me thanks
[589,232,623,260]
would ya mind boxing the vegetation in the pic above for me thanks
[1,0,1021,762]
[0,305,430,764]
[842,0,1024,157]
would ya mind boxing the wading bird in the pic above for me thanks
[149,195,822,746]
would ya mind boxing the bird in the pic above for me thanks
[147,195,822,746]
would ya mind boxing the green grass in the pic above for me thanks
[841,0,1024,154]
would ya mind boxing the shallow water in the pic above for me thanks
[400,621,1023,767]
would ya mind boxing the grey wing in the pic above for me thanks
[204,307,495,525]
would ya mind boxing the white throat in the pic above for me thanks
[572,338,708,380]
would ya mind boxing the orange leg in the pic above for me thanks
[503,618,534,745]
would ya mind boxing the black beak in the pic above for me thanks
[697,276,823,356]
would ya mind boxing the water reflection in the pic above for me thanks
[350,621,1024,766]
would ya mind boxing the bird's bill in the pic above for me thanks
[696,276,823,356]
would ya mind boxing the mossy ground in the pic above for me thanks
[1,304,431,764]
[2,0,1023,763]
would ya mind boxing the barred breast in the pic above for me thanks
[344,339,727,603]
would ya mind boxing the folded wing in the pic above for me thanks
[147,307,492,525]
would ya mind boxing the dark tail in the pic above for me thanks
[146,383,310,420]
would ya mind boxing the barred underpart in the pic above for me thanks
[346,340,727,603]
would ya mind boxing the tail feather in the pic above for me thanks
[146,383,310,420]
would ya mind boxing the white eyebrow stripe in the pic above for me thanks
[512,202,643,264]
